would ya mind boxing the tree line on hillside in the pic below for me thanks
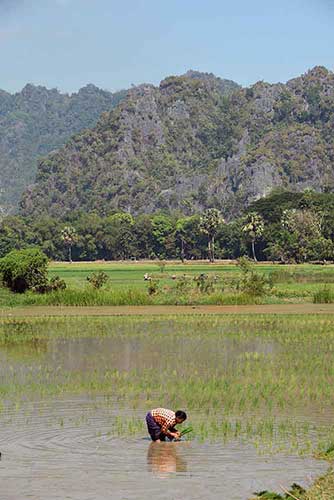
[1,190,334,263]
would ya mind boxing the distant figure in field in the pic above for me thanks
[146,408,187,442]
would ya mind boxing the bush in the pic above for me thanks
[238,271,272,296]
[147,279,159,295]
[175,275,192,292]
[49,276,67,292]
[156,260,167,273]
[32,275,67,294]
[194,273,219,293]
[236,256,253,273]
[0,248,48,293]
[313,286,334,303]
[87,271,109,289]
[236,257,272,296]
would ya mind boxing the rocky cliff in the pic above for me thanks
[20,67,334,218]
[0,83,126,213]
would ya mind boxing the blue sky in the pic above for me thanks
[1,0,333,93]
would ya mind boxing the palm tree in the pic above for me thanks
[242,212,264,262]
[61,225,77,263]
[200,209,223,263]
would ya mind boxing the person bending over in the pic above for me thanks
[146,408,187,442]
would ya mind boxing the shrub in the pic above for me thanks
[194,273,218,293]
[155,260,167,273]
[238,271,272,296]
[49,276,67,292]
[87,271,109,289]
[236,256,253,273]
[147,279,159,295]
[32,275,67,294]
[236,257,272,296]
[0,248,48,293]
[313,286,334,303]
[175,275,192,292]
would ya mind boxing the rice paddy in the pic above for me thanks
[1,313,333,499]
[1,315,334,446]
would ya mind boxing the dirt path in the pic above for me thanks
[1,303,334,317]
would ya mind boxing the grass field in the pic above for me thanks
[49,260,245,290]
[2,260,334,308]
[48,261,334,291]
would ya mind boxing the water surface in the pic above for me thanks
[1,315,333,499]
[0,396,327,500]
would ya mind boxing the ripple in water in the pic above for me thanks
[0,396,328,500]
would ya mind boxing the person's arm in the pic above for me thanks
[169,427,181,439]
[161,422,173,437]
[161,422,180,439]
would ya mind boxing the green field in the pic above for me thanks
[2,260,334,308]
[49,260,244,290]
[48,261,334,290]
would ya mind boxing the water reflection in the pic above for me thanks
[147,442,187,476]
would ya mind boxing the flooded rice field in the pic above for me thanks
[0,314,333,499]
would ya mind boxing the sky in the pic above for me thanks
[0,0,333,94]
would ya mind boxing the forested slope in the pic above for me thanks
[0,83,126,213]
[20,66,334,218]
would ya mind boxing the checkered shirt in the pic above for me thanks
[151,408,176,435]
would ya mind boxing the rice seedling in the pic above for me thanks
[180,426,193,436]
[1,314,334,455]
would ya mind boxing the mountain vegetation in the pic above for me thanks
[19,66,334,218]
[0,83,126,213]
[2,190,334,263]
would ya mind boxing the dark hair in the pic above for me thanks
[175,410,187,420]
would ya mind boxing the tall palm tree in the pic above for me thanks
[242,212,264,262]
[200,209,223,263]
[61,225,77,263]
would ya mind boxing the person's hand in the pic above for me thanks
[172,431,181,439]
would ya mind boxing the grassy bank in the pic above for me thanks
[305,469,334,499]
[250,468,334,499]
[2,261,334,307]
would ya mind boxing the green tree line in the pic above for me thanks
[2,190,334,263]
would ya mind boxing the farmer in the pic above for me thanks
[146,408,187,442]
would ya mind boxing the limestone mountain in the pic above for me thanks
[20,67,334,218]
[0,83,126,213]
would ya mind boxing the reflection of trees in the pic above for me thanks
[147,442,187,476]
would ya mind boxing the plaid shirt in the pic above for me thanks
[151,408,176,435]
